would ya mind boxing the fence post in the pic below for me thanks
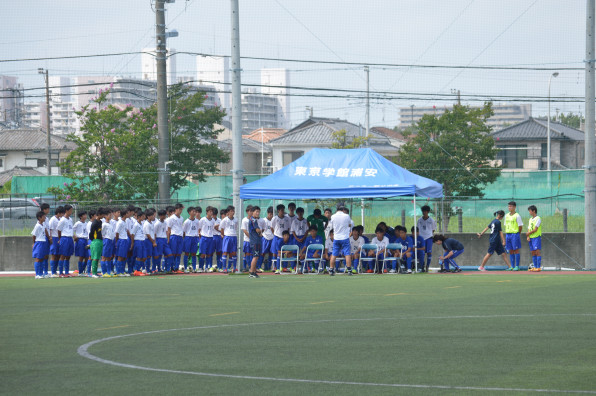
[563,208,568,232]
[401,209,406,227]
[458,207,463,233]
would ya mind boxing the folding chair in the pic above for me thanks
[280,245,300,274]
[381,243,403,274]
[302,244,324,274]
[359,244,379,274]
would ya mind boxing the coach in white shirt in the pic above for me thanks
[329,206,353,276]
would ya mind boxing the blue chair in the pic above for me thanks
[381,243,403,273]
[359,243,379,274]
[280,244,300,274]
[302,244,324,274]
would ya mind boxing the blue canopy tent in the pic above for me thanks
[239,148,443,272]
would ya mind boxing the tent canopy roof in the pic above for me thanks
[239,148,443,199]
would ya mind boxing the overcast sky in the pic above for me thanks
[1,0,588,128]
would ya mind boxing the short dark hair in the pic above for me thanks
[88,210,96,217]
[221,209,227,216]
[166,206,174,213]
[276,204,285,212]
[508,201,517,207]
[136,210,144,218]
[375,226,384,233]
[211,207,218,216]
[421,205,431,213]
[36,211,45,220]
[174,203,184,210]
[55,206,65,215]
[288,202,296,209]
[313,208,321,216]
[494,210,505,217]
[63,204,73,211]
[267,206,273,214]
[296,207,304,214]
[195,206,202,214]
[337,205,346,212]
[40,203,50,211]
[158,209,167,217]
[411,226,418,233]
[528,205,537,213]
[309,225,318,232]
[282,230,290,236]
[433,234,446,243]
[245,205,253,213]
[324,208,332,213]
[187,207,195,214]
[251,206,261,212]
[78,211,87,219]
[227,205,235,212]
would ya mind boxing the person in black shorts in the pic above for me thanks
[248,206,262,278]
[477,210,512,271]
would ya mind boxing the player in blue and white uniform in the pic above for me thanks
[73,211,88,276]
[328,206,353,276]
[167,203,185,273]
[219,206,238,273]
[240,205,254,271]
[154,209,171,273]
[199,206,217,272]
[417,205,437,272]
[101,210,115,276]
[56,205,74,277]
[182,207,200,272]
[291,207,308,254]
[31,211,47,279]
[143,209,157,274]
[48,206,64,277]
[300,225,324,273]
[212,208,223,271]
[131,210,146,275]
[271,204,292,272]
[114,208,130,276]
[258,206,274,272]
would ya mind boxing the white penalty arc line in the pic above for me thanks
[77,314,596,394]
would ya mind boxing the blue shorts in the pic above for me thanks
[222,236,237,254]
[214,234,223,252]
[505,233,521,251]
[306,245,323,258]
[50,238,60,255]
[243,241,251,254]
[199,237,215,255]
[272,236,285,254]
[133,241,146,259]
[169,235,183,255]
[261,238,273,255]
[58,236,74,257]
[102,239,114,257]
[332,238,351,257]
[488,241,505,256]
[115,239,130,258]
[75,238,89,257]
[42,240,50,257]
[293,235,305,251]
[424,237,434,254]
[529,236,541,251]
[32,241,46,259]
[155,238,171,256]
[144,239,155,258]
[183,236,199,254]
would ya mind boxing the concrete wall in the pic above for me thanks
[0,233,585,272]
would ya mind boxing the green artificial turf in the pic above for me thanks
[1,273,595,395]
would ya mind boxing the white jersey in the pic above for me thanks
[57,216,74,237]
[110,218,117,231]
[291,218,308,237]
[271,214,292,238]
[132,219,145,241]
[371,235,390,251]
[102,220,114,240]
[115,218,128,240]
[73,220,87,239]
[329,211,352,241]
[86,221,92,239]
[48,215,60,238]
[31,222,46,242]
[350,236,364,254]
[260,217,274,240]
[214,218,222,234]
[417,216,437,240]
[324,218,333,241]
[199,217,216,238]
[241,217,250,242]
[143,220,155,240]
[43,217,50,235]
[126,217,134,233]
[325,237,334,253]
[183,218,200,237]
[287,214,297,229]
[154,220,167,239]
[219,217,238,237]
[168,214,184,236]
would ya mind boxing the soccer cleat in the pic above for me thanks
[389,269,397,273]
[103,274,112,278]
[366,269,373,273]
[478,267,486,271]
[407,269,412,274]
[505,267,513,271]
[249,272,260,278]
[345,267,352,275]
[91,274,99,278]
[274,269,280,274]
[256,268,263,273]
[535,267,542,272]
[352,268,357,274]
[329,268,335,276]
[35,275,42,279]
[513,266,519,271]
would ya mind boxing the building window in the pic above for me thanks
[282,151,303,166]
[496,145,527,169]
[0,158,3,168]
[541,143,547,158]
[37,159,47,168]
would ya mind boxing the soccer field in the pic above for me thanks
[1,273,595,395]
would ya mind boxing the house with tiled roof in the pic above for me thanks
[0,128,76,175]
[268,117,403,171]
[243,128,286,143]
[491,118,585,170]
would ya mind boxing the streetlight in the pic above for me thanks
[547,72,559,172]
[38,68,51,175]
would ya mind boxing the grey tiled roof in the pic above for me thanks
[0,166,44,186]
[491,118,585,141]
[0,129,77,151]
[218,138,271,153]
[270,118,390,145]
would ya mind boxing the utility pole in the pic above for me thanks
[231,0,244,271]
[38,68,51,175]
[364,66,370,141]
[156,0,170,205]
[585,0,596,270]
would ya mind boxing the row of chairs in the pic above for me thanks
[278,243,416,274]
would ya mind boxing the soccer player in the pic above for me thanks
[154,209,171,273]
[504,201,524,271]
[328,205,353,276]
[89,208,104,278]
[199,206,216,272]
[526,205,543,272]
[39,203,51,277]
[287,202,297,238]
[323,208,333,242]
[114,208,130,276]
[125,205,136,273]
[182,207,200,272]
[410,226,426,272]
[349,228,364,274]
[214,208,226,271]
[307,208,327,245]
[369,226,389,273]
[131,210,147,276]
[241,205,254,272]
[399,226,416,274]
[417,205,436,273]
[258,206,274,272]
[291,207,308,254]
[31,211,47,279]
[433,234,463,273]
[248,206,262,278]
[276,230,292,273]
[301,225,324,273]
[143,209,158,274]
[271,204,292,272]
[56,204,74,277]
[84,210,96,274]
[48,206,64,277]
[101,209,115,277]
[477,210,511,271]
[73,211,88,276]
[167,203,185,273]
[219,205,238,273]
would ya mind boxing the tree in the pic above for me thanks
[330,129,369,149]
[49,85,228,203]
[551,112,584,129]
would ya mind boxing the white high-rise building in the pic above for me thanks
[0,75,20,126]
[142,47,177,85]
[48,76,71,103]
[261,68,290,129]
[196,56,229,112]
